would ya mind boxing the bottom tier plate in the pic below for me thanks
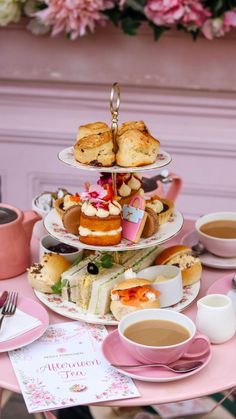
[34,281,200,326]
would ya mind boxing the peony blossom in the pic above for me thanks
[202,9,236,40]
[36,0,114,39]
[144,0,211,28]
[0,0,25,26]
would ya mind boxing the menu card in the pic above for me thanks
[9,322,140,413]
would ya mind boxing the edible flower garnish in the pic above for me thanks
[81,184,107,201]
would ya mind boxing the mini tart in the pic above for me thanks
[62,205,81,235]
[158,198,174,225]
[141,207,159,238]
[54,197,64,218]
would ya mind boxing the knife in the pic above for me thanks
[0,291,8,308]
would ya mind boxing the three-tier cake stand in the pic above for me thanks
[37,83,200,325]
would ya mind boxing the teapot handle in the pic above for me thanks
[23,210,41,244]
[165,173,183,202]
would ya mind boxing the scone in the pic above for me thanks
[27,253,71,293]
[77,122,110,142]
[74,131,115,167]
[116,129,159,167]
[118,121,149,136]
[79,201,122,246]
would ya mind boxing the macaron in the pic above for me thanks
[62,205,81,235]
[141,207,159,238]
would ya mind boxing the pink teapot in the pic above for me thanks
[0,204,41,280]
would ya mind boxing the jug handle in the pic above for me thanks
[23,210,41,244]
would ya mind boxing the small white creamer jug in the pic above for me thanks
[196,294,236,344]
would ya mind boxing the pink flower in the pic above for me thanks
[144,0,210,28]
[36,0,114,39]
[202,9,236,40]
[81,184,107,201]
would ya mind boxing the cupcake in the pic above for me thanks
[146,195,174,225]
[79,185,122,246]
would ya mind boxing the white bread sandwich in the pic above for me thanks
[110,277,160,321]
[155,245,202,286]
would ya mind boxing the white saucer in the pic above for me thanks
[181,230,236,270]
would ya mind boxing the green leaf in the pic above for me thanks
[100,254,113,269]
[103,7,122,27]
[149,22,168,41]
[126,0,146,13]
[121,16,142,36]
[51,279,68,294]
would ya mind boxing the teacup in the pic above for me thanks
[138,265,183,307]
[195,212,236,257]
[39,234,83,263]
[118,309,209,365]
[196,294,236,344]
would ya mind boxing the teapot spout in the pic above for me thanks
[23,210,42,244]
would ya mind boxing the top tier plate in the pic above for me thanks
[58,147,172,173]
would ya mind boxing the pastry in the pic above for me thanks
[79,184,122,246]
[118,121,149,136]
[27,253,71,293]
[146,195,174,225]
[141,207,159,238]
[116,129,159,167]
[74,131,115,167]
[97,172,144,206]
[155,245,202,286]
[62,205,81,235]
[54,193,81,219]
[110,276,160,321]
[77,122,110,142]
[122,196,147,243]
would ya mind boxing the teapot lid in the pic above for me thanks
[0,207,18,225]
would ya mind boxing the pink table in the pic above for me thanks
[0,219,236,406]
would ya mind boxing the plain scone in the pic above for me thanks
[116,128,160,167]
[74,130,115,167]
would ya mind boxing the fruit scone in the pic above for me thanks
[79,184,122,246]
[74,122,115,167]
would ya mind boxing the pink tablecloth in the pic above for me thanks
[0,219,235,406]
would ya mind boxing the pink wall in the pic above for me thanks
[0,24,236,218]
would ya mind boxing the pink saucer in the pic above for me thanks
[0,295,49,353]
[181,230,236,270]
[102,330,212,382]
[207,273,236,312]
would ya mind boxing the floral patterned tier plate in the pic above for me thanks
[181,230,236,270]
[34,282,200,326]
[58,147,172,173]
[44,209,184,251]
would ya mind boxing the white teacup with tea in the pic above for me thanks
[195,212,236,257]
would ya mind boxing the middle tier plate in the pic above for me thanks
[44,209,184,251]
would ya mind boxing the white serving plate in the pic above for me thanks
[34,281,200,326]
[44,209,184,251]
[58,147,172,173]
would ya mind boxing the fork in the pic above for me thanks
[0,292,18,332]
